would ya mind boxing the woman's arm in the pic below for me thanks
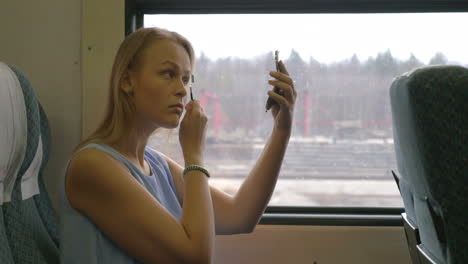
[231,128,291,231]
[235,61,296,231]
[67,148,215,264]
[161,128,290,235]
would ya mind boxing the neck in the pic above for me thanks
[108,119,157,168]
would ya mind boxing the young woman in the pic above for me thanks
[60,27,297,264]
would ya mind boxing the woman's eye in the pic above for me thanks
[162,70,175,79]
[182,77,190,85]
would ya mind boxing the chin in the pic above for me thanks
[162,117,181,129]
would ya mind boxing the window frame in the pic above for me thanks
[127,0,468,34]
[126,0,468,226]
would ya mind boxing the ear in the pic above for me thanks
[121,69,135,95]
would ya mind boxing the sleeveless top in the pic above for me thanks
[58,143,182,264]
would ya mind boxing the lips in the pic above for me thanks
[169,103,184,112]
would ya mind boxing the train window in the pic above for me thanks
[140,12,467,208]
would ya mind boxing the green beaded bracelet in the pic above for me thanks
[183,165,210,180]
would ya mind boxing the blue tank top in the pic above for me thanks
[58,143,182,264]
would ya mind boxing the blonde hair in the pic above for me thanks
[74,27,195,152]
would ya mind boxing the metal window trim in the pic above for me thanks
[260,206,404,226]
[265,206,404,215]
[134,0,468,14]
[128,0,468,34]
[259,213,403,226]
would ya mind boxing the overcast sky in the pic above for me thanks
[145,13,468,65]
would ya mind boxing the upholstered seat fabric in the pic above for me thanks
[391,65,468,264]
[0,63,59,263]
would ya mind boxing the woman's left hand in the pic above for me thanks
[267,60,297,133]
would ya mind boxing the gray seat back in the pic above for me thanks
[390,65,468,264]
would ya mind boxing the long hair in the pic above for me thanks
[74,27,195,152]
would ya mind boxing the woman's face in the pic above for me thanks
[128,39,191,130]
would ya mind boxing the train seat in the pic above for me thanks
[0,62,60,263]
[390,65,468,264]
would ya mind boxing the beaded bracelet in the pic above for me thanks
[182,165,210,180]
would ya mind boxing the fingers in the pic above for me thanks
[270,61,296,93]
[267,90,290,108]
[268,60,297,101]
[183,100,207,124]
[185,100,204,112]
[269,71,293,86]
[268,80,296,103]
[278,60,289,75]
[184,102,192,111]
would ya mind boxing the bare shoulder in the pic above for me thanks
[65,148,130,211]
[68,148,112,172]
[67,148,128,185]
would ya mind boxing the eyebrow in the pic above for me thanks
[161,60,191,75]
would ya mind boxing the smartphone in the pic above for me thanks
[265,50,281,112]
[190,74,194,101]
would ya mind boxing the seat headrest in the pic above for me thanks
[0,62,46,204]
[390,65,468,190]
[0,62,28,204]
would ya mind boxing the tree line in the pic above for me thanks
[192,50,451,139]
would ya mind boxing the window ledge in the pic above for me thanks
[260,213,402,226]
[260,207,404,226]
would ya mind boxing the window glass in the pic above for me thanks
[144,13,467,207]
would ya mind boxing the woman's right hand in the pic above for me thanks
[179,100,207,166]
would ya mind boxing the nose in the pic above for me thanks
[175,78,188,99]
